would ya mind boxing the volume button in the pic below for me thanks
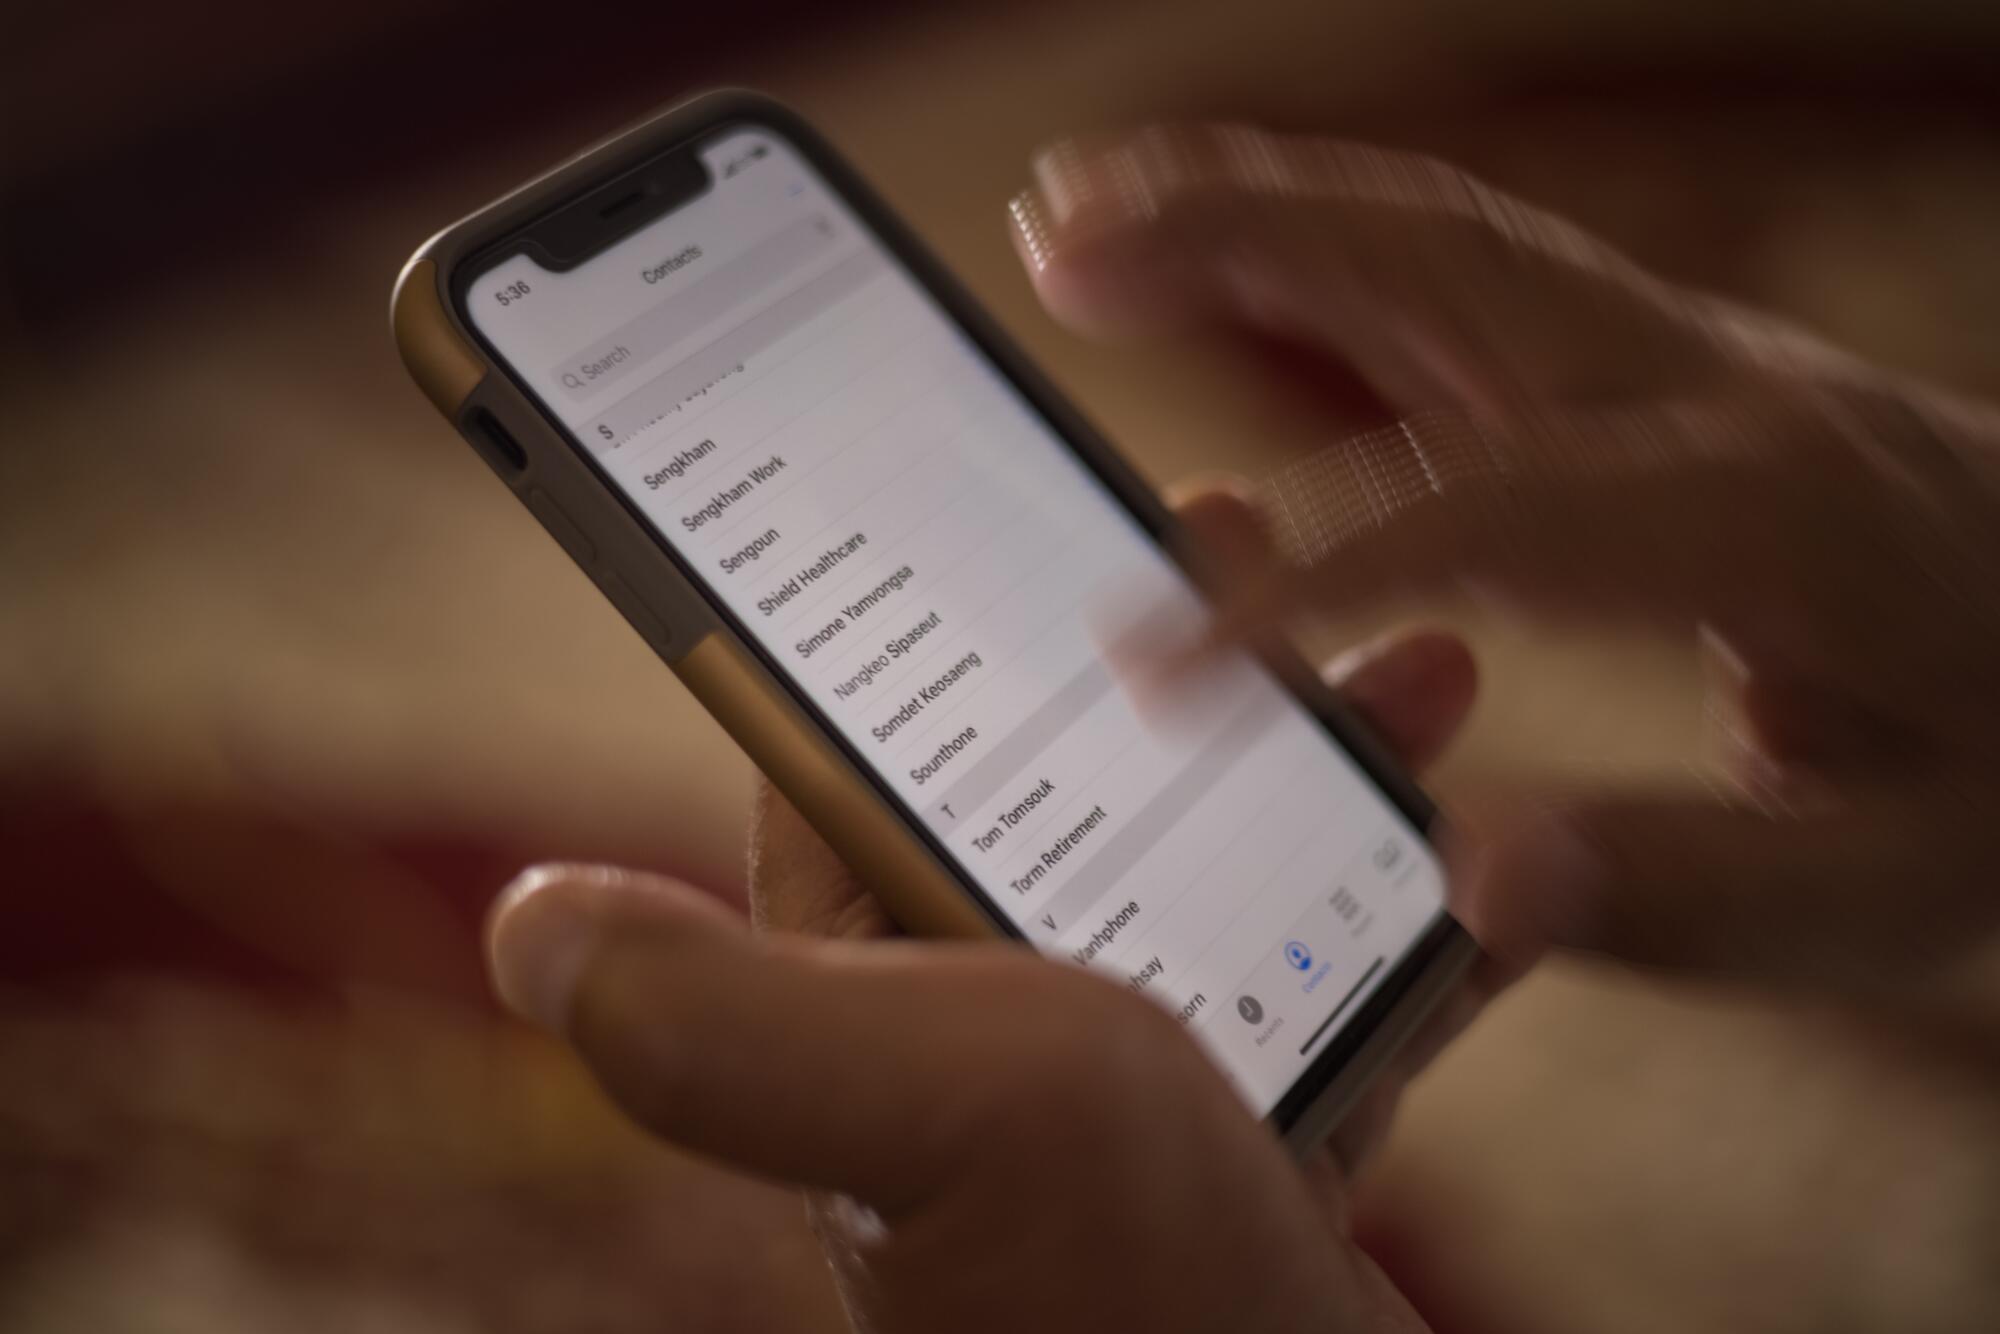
[598,572,672,647]
[525,488,597,564]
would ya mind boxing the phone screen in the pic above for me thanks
[464,126,1450,1116]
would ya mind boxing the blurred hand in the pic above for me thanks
[1010,125,2000,995]
[485,580,1496,1333]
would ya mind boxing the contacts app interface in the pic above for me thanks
[470,129,1447,1114]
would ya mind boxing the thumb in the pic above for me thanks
[484,863,1195,1216]
[1446,784,2000,992]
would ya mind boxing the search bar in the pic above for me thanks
[550,212,840,401]
[577,247,887,452]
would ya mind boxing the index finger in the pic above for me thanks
[1011,125,1736,412]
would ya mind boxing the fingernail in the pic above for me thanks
[1027,137,1092,223]
[1007,187,1055,272]
[1321,636,1391,688]
[486,864,601,1034]
[1161,469,1259,510]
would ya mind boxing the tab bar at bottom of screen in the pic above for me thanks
[1213,888,1399,1068]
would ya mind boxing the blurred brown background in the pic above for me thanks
[3,2,1998,1330]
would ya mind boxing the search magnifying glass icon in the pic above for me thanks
[561,371,585,390]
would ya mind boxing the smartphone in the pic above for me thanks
[394,90,1474,1150]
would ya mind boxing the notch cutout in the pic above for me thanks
[522,148,712,271]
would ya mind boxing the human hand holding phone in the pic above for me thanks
[412,97,1479,1143]
[485,590,1486,1334]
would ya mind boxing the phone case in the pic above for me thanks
[391,89,1477,1149]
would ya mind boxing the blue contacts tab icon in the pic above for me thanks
[1284,940,1313,971]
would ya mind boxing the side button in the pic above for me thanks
[525,488,597,564]
[598,572,672,647]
